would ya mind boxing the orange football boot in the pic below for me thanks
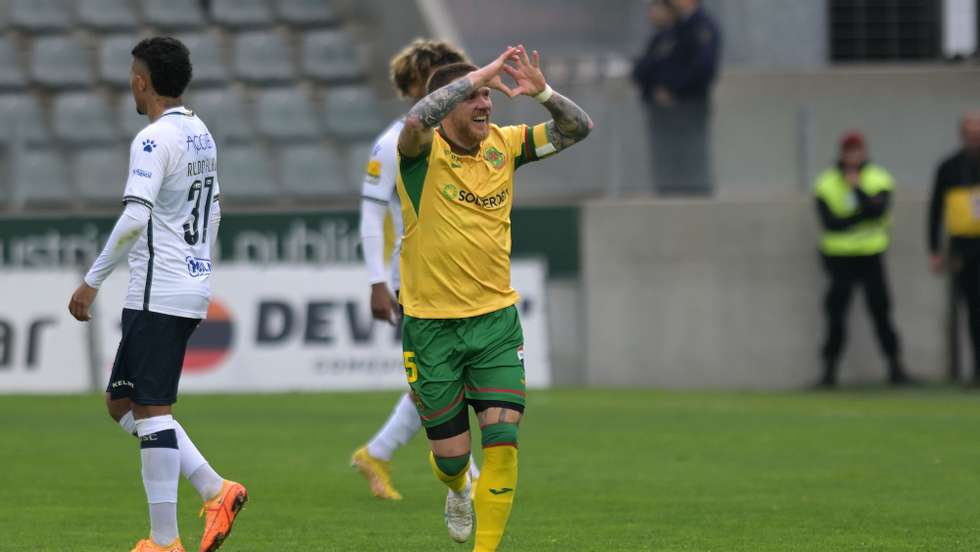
[198,480,248,552]
[130,537,185,552]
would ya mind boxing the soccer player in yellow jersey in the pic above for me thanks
[396,45,593,551]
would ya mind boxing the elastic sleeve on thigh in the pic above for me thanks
[481,422,518,448]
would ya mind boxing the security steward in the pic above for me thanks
[928,112,980,384]
[815,131,909,387]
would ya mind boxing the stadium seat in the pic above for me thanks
[77,0,139,30]
[31,35,94,88]
[254,87,319,141]
[276,0,339,27]
[139,0,206,29]
[320,86,385,138]
[174,32,228,85]
[52,92,117,144]
[216,143,277,200]
[300,29,364,82]
[279,144,348,197]
[117,95,147,137]
[99,34,141,88]
[0,37,27,90]
[347,142,373,188]
[211,0,273,29]
[74,146,128,202]
[10,0,72,32]
[187,87,251,141]
[14,149,72,205]
[0,93,50,145]
[232,30,295,83]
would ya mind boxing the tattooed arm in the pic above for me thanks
[540,92,593,154]
[502,45,594,155]
[398,46,521,158]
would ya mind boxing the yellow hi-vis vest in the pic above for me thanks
[814,164,894,256]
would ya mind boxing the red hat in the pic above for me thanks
[840,130,865,150]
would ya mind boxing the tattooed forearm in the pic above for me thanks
[542,91,593,152]
[407,77,475,129]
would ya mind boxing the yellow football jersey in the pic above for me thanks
[395,122,552,319]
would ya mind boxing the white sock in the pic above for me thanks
[451,473,473,499]
[118,411,137,435]
[367,393,422,461]
[135,415,180,546]
[173,420,225,501]
[468,459,480,481]
[122,411,225,502]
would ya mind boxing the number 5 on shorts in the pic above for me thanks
[403,352,418,383]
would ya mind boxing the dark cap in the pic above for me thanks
[840,130,865,150]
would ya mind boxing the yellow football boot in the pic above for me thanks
[198,480,248,552]
[351,446,403,500]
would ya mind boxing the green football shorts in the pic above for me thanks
[402,304,526,428]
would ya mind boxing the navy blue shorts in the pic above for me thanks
[106,308,201,405]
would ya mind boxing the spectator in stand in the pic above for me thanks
[632,0,720,196]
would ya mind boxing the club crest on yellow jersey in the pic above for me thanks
[484,146,505,169]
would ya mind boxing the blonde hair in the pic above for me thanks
[389,38,468,98]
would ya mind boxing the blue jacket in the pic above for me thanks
[632,7,721,102]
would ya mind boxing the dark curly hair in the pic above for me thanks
[131,37,192,98]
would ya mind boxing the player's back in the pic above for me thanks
[124,106,220,319]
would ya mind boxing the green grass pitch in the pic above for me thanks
[3,389,980,551]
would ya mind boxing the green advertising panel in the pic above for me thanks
[0,206,579,278]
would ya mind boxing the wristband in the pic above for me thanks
[533,84,554,103]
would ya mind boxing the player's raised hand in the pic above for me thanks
[470,46,521,97]
[502,45,547,97]
[68,282,98,321]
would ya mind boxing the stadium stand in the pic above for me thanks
[233,30,295,84]
[15,149,71,205]
[279,144,347,197]
[10,0,72,33]
[218,143,277,201]
[276,0,340,27]
[77,0,140,31]
[74,147,128,202]
[255,87,320,141]
[52,92,117,144]
[31,35,94,88]
[210,0,274,29]
[0,0,390,211]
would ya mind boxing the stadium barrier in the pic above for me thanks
[0,261,551,394]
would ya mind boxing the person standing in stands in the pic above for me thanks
[632,0,720,195]
[928,112,980,385]
[814,131,910,388]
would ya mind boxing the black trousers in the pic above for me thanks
[820,253,901,371]
[953,254,980,377]
[645,99,712,196]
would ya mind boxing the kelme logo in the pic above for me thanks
[441,183,458,200]
[484,146,505,169]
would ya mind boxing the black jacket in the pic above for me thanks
[928,150,980,256]
[632,7,721,103]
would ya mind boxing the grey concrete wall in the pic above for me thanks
[703,0,827,68]
[582,199,945,389]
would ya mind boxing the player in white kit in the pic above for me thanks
[68,37,246,552]
[352,39,480,500]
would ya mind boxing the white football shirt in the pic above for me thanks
[361,118,405,290]
[122,106,220,319]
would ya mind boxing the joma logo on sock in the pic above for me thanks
[489,488,513,495]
